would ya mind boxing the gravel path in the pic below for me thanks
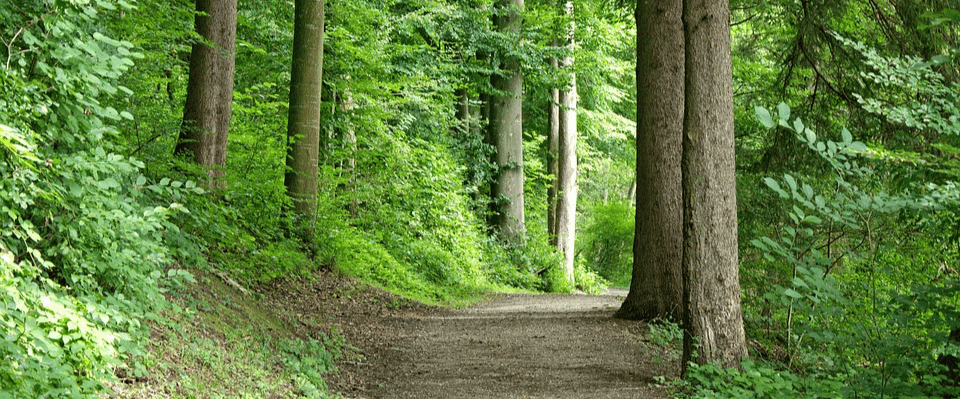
[355,291,678,399]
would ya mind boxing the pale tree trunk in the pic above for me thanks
[490,0,525,241]
[285,0,325,226]
[681,0,748,372]
[339,79,357,218]
[547,55,560,246]
[616,0,684,321]
[455,88,470,137]
[176,0,237,188]
[555,0,577,285]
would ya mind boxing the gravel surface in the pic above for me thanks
[264,274,678,398]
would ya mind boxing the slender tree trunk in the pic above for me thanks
[176,0,237,188]
[285,0,325,226]
[547,55,560,246]
[680,0,748,372]
[339,79,357,218]
[616,0,684,321]
[556,0,578,284]
[490,0,525,241]
[455,88,470,137]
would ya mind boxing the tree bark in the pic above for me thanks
[556,0,578,285]
[285,0,325,226]
[616,0,684,322]
[680,0,748,372]
[489,0,525,241]
[176,0,237,188]
[547,55,560,246]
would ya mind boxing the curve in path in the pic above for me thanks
[359,291,677,399]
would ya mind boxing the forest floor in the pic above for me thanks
[262,270,680,398]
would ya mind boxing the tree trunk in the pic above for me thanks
[547,55,560,246]
[616,0,684,322]
[339,79,357,218]
[176,0,237,188]
[556,0,577,285]
[680,0,748,372]
[489,0,525,241]
[285,0,325,226]
[455,88,470,137]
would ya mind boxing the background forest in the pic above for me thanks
[1,0,959,398]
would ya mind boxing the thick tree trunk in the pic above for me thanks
[680,0,748,371]
[489,0,525,241]
[285,0,325,225]
[556,0,577,285]
[176,0,237,187]
[616,0,684,321]
[547,56,560,247]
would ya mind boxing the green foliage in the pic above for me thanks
[579,201,634,287]
[740,103,960,398]
[0,2,198,396]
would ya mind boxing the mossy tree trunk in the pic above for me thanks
[285,0,325,227]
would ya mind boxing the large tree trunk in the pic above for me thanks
[555,0,578,285]
[489,0,525,241]
[176,0,237,187]
[547,55,560,246]
[680,0,748,372]
[285,0,325,225]
[616,0,684,321]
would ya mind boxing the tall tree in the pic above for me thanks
[616,0,684,321]
[680,0,748,371]
[489,0,526,240]
[547,55,560,246]
[555,0,578,284]
[175,0,238,186]
[285,0,325,224]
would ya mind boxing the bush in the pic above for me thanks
[579,201,634,286]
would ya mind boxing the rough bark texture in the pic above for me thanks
[547,56,560,247]
[176,0,237,186]
[556,0,578,285]
[680,0,748,371]
[489,0,525,241]
[284,0,325,224]
[616,0,684,322]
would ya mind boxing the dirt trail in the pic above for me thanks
[351,290,679,399]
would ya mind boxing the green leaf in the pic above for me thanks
[763,177,782,193]
[756,106,775,129]
[848,141,868,152]
[841,128,853,144]
[805,128,817,144]
[784,174,797,193]
[784,289,803,299]
[777,103,791,122]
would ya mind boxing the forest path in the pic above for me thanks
[348,290,678,399]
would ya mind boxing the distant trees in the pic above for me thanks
[175,0,238,186]
[285,0,326,225]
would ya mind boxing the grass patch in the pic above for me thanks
[107,269,344,399]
